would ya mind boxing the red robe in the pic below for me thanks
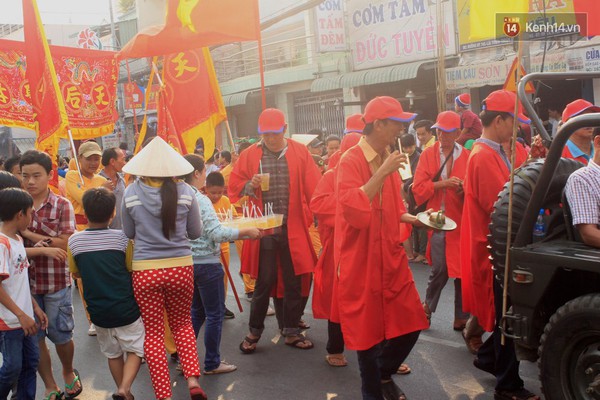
[460,141,525,332]
[412,142,469,278]
[309,169,336,320]
[228,140,321,290]
[334,143,429,351]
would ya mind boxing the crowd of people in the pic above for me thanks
[0,90,599,400]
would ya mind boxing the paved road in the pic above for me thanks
[37,254,543,399]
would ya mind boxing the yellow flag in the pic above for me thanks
[469,0,529,40]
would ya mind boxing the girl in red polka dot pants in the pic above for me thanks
[121,141,207,400]
[133,266,202,399]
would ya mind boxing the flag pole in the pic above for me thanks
[224,120,236,151]
[501,40,524,346]
[125,60,140,138]
[67,129,84,185]
[254,0,266,110]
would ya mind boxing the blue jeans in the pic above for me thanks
[0,329,39,400]
[191,263,225,372]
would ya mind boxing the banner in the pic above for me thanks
[315,0,347,52]
[346,0,457,70]
[0,39,118,139]
[118,0,260,59]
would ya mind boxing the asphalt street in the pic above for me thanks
[36,253,543,400]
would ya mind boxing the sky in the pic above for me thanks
[0,0,115,25]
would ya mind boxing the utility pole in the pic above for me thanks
[109,0,127,146]
[436,0,447,114]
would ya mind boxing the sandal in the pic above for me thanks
[298,319,311,330]
[325,353,348,367]
[189,386,207,400]
[397,363,411,375]
[239,335,260,354]
[64,369,82,399]
[381,380,407,400]
[44,391,64,400]
[285,335,314,350]
[494,388,540,400]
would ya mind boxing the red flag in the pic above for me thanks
[23,0,69,188]
[573,0,599,36]
[161,48,226,158]
[156,89,186,154]
[118,0,260,59]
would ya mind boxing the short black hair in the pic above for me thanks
[220,151,232,163]
[400,133,416,149]
[308,128,323,137]
[0,171,21,190]
[479,110,512,127]
[413,120,433,131]
[82,187,115,224]
[20,150,52,173]
[0,188,33,222]
[206,171,225,187]
[4,156,21,174]
[326,135,341,144]
[102,147,120,167]
[182,154,205,184]
[119,142,128,151]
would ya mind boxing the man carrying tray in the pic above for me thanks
[229,108,321,353]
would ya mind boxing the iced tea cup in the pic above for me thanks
[258,173,270,191]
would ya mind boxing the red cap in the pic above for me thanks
[482,90,530,124]
[258,108,286,134]
[561,99,600,123]
[344,113,365,134]
[432,111,461,133]
[363,96,416,124]
[455,93,471,107]
[340,132,362,153]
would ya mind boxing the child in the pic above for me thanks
[67,187,144,400]
[184,157,260,375]
[204,171,238,319]
[0,188,48,399]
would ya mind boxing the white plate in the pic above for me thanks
[416,212,457,231]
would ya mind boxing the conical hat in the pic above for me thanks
[291,134,318,146]
[122,137,194,177]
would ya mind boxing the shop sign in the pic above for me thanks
[445,60,513,90]
[529,51,567,73]
[346,0,457,70]
[315,0,347,52]
[566,46,600,72]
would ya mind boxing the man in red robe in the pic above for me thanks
[335,96,429,400]
[460,90,539,400]
[228,108,321,352]
[412,111,469,331]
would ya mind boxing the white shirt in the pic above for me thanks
[0,233,33,330]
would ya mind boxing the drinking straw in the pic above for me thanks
[259,160,263,174]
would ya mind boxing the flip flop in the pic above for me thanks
[43,391,64,400]
[239,335,260,354]
[397,363,412,375]
[494,388,540,400]
[189,386,208,400]
[285,336,314,350]
[64,369,82,399]
[325,354,348,367]
[381,380,407,400]
[298,319,311,329]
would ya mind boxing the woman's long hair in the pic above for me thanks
[160,177,178,239]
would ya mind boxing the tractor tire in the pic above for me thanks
[538,294,600,400]
[488,158,583,284]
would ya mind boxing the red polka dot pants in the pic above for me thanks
[133,266,201,399]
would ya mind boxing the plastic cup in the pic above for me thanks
[259,173,270,191]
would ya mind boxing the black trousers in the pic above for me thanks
[248,228,303,337]
[357,331,421,400]
[327,320,345,355]
[476,278,523,391]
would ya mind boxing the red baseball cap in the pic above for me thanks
[482,90,530,124]
[363,96,416,124]
[432,111,461,133]
[344,113,365,134]
[258,108,286,134]
[455,93,471,107]
[561,99,600,123]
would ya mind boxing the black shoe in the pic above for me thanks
[224,308,235,319]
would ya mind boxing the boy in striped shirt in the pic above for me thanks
[67,187,144,400]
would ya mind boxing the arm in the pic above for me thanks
[0,284,37,336]
[25,245,66,262]
[67,247,80,279]
[566,173,600,247]
[121,194,135,239]
[125,240,133,272]
[31,296,47,330]
[21,199,75,250]
[361,151,407,201]
[65,171,86,205]
[198,195,240,242]
[310,171,337,228]
[186,192,203,240]
[577,225,600,248]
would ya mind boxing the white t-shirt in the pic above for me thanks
[0,233,33,330]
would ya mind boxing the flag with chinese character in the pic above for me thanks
[23,0,69,187]
[469,0,529,40]
[156,87,186,153]
[0,39,118,140]
[161,48,226,158]
[118,0,260,58]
